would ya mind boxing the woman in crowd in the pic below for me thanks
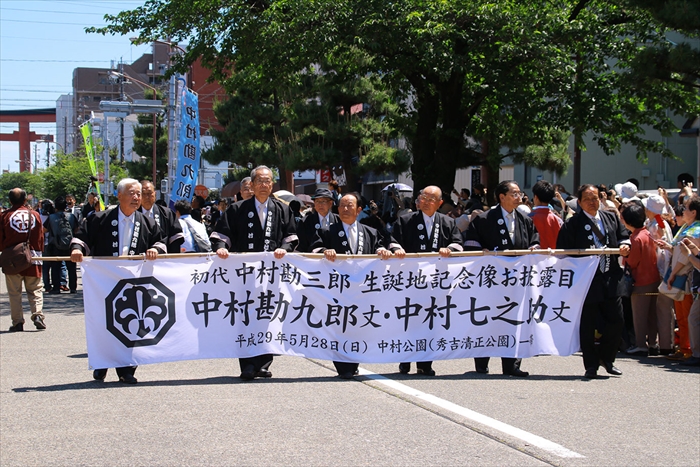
[620,202,660,355]
[642,193,675,355]
[656,195,700,360]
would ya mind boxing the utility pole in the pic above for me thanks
[119,59,125,163]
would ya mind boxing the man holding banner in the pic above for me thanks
[139,180,184,254]
[312,192,402,378]
[70,178,167,384]
[211,165,298,381]
[556,184,630,379]
[391,185,464,377]
[464,180,539,377]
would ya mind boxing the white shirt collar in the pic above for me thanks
[583,210,601,222]
[118,208,135,223]
[500,206,514,219]
[255,198,268,211]
[422,212,435,226]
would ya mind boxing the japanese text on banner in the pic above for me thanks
[81,254,598,369]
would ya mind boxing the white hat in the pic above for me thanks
[642,194,668,215]
[619,182,639,202]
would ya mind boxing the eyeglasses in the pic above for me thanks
[509,191,524,199]
[420,195,441,203]
[253,179,273,186]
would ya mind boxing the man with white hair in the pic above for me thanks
[211,165,298,381]
[70,178,167,384]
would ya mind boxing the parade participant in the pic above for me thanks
[1,188,45,332]
[211,165,298,381]
[312,192,400,379]
[464,181,539,377]
[139,180,184,253]
[297,188,340,252]
[556,184,630,379]
[70,178,166,384]
[391,185,463,376]
[238,177,254,201]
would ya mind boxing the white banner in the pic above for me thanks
[81,254,598,369]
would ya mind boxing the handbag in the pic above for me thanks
[0,221,33,275]
[617,266,634,298]
[658,268,688,301]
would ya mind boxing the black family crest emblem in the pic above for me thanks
[105,277,176,347]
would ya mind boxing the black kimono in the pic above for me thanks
[209,196,298,375]
[392,210,463,374]
[297,210,340,253]
[314,222,398,377]
[556,209,629,372]
[70,206,166,380]
[210,197,298,253]
[139,203,184,254]
[464,206,539,375]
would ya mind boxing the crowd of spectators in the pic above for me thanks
[3,170,699,385]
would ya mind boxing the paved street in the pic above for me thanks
[1,270,699,466]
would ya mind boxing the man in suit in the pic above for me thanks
[211,165,298,381]
[392,185,464,376]
[297,188,340,252]
[556,184,630,379]
[313,192,401,379]
[70,178,167,384]
[464,180,539,377]
[139,180,184,253]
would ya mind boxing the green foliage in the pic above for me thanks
[0,172,44,206]
[125,113,168,185]
[41,151,126,203]
[93,0,700,195]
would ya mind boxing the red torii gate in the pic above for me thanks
[0,108,56,172]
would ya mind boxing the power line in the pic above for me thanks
[0,35,128,44]
[0,89,72,93]
[2,59,108,64]
[1,18,106,26]
[1,59,108,63]
[0,7,106,15]
[0,98,60,102]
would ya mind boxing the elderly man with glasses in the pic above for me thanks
[464,180,539,377]
[211,165,298,381]
[391,185,464,376]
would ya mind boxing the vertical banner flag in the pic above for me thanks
[169,87,200,208]
[79,121,105,210]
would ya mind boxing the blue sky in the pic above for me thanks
[1,0,153,173]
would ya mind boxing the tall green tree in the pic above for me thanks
[0,172,44,206]
[125,113,168,186]
[94,0,700,196]
[41,150,126,203]
[622,0,700,89]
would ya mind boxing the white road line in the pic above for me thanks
[358,368,585,459]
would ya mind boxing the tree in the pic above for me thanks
[94,0,700,197]
[621,0,700,89]
[125,113,168,186]
[41,150,126,203]
[0,171,44,206]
